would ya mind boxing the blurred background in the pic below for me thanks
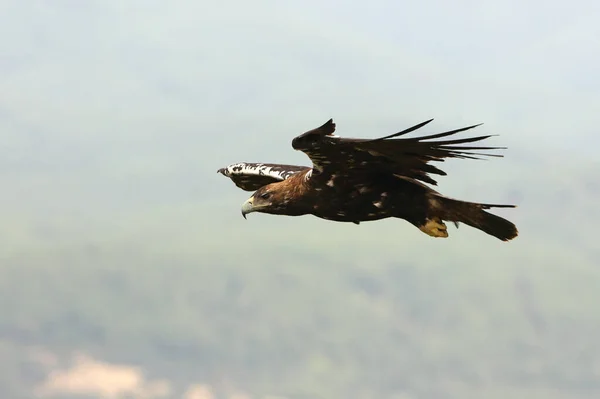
[1,1,599,398]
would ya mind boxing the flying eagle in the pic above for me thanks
[217,119,518,241]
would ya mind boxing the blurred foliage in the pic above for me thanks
[1,159,599,398]
[2,228,600,399]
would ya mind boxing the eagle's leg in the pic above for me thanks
[418,217,448,238]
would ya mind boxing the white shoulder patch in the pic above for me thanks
[218,162,308,181]
[304,169,313,181]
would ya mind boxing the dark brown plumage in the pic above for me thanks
[218,119,518,241]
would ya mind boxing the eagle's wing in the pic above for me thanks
[291,119,505,186]
[218,162,310,191]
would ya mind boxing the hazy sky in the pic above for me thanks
[1,0,599,254]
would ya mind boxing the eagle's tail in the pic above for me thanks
[437,196,518,241]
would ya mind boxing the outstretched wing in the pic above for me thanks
[291,118,505,186]
[217,162,310,191]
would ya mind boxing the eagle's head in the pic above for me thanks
[241,183,281,218]
[241,180,304,218]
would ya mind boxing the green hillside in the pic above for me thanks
[1,160,599,399]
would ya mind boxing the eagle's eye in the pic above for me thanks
[260,192,271,200]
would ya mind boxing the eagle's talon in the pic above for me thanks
[419,218,449,238]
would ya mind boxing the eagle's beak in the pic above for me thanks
[241,197,254,219]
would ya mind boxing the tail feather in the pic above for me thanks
[438,197,518,241]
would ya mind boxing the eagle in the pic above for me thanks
[217,119,518,241]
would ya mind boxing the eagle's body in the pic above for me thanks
[271,169,425,223]
[218,119,518,241]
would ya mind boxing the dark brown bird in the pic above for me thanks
[218,119,518,241]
